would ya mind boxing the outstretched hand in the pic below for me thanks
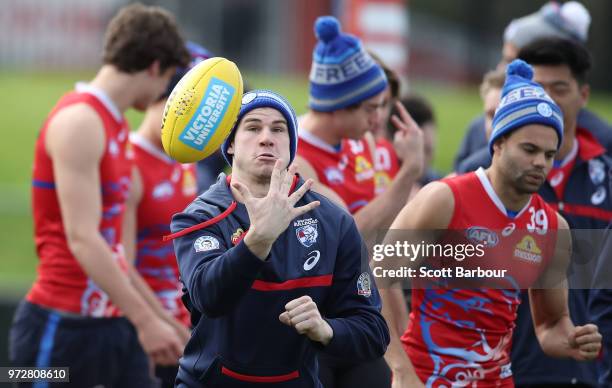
[233,160,320,259]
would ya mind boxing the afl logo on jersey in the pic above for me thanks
[153,181,174,200]
[466,226,499,247]
[324,167,344,185]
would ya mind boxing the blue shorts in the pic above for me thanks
[9,300,155,387]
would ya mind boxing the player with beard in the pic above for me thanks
[380,60,601,387]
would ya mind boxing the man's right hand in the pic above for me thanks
[234,161,320,259]
[136,317,184,366]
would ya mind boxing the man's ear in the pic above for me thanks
[147,60,161,77]
[579,83,590,108]
[492,137,505,155]
[227,141,235,155]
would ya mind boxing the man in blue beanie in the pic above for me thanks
[295,15,425,388]
[380,59,601,387]
[453,2,612,172]
[167,89,389,387]
[506,39,612,388]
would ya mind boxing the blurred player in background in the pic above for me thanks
[296,15,424,388]
[9,3,189,386]
[507,38,612,388]
[453,1,612,169]
[168,90,389,387]
[369,53,402,195]
[590,223,612,387]
[394,96,442,190]
[122,41,211,388]
[455,69,504,174]
[455,37,612,387]
[383,59,602,388]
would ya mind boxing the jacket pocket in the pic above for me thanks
[201,355,305,387]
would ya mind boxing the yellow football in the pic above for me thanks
[161,57,243,163]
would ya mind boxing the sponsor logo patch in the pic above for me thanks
[513,235,542,264]
[303,250,321,271]
[181,169,197,196]
[502,223,516,237]
[591,186,606,205]
[589,159,605,185]
[357,272,372,297]
[549,171,564,187]
[231,228,246,245]
[194,235,220,252]
[354,155,374,182]
[374,171,392,194]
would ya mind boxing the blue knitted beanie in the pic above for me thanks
[309,16,388,112]
[489,59,563,155]
[222,90,298,166]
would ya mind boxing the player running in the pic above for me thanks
[381,59,602,387]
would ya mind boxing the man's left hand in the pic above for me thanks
[279,295,333,345]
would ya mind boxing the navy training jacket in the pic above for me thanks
[510,129,612,387]
[170,173,389,387]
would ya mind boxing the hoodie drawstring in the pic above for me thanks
[163,174,299,241]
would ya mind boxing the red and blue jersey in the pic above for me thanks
[28,83,132,317]
[374,137,400,195]
[403,168,558,387]
[130,133,196,327]
[297,130,376,213]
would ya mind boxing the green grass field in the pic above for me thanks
[2,71,612,293]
